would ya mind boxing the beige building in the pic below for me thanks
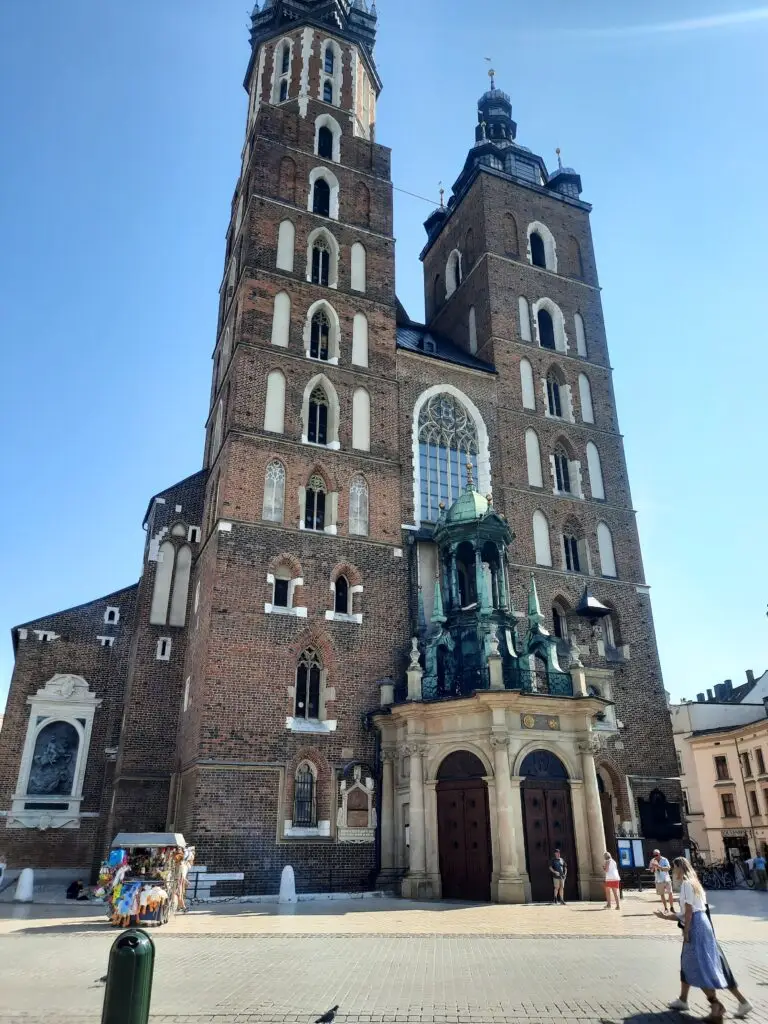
[671,672,768,863]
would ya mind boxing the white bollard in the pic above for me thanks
[14,868,34,903]
[278,865,297,904]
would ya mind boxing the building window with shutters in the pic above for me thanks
[714,755,730,781]
[305,474,326,530]
[756,748,766,776]
[741,752,753,778]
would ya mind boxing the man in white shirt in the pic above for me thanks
[649,849,674,913]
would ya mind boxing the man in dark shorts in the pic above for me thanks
[550,848,567,904]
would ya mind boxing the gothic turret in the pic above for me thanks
[249,1,379,72]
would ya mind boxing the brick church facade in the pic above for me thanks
[0,1,683,901]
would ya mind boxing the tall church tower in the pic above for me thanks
[415,77,680,838]
[174,0,409,891]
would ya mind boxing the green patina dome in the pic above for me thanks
[444,486,490,524]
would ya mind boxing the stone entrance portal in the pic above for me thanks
[436,751,492,902]
[521,750,579,902]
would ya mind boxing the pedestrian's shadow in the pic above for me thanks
[600,1014,693,1024]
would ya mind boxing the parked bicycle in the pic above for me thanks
[700,862,736,890]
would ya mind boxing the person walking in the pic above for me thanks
[649,848,674,913]
[549,848,567,905]
[664,858,735,1022]
[603,852,621,910]
[753,852,767,891]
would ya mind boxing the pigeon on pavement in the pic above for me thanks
[315,1006,339,1024]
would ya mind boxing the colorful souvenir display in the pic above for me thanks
[98,836,194,928]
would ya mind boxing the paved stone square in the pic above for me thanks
[1,893,766,1024]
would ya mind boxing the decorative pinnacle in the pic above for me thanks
[556,147,563,170]
[485,57,495,90]
[465,461,475,489]
[439,183,445,209]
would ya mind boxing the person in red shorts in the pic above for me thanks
[603,851,622,910]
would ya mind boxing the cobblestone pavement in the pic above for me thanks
[1,892,766,1024]
[1,892,766,941]
[1,928,767,1024]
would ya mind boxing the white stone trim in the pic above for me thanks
[526,220,558,273]
[533,297,568,353]
[284,820,331,838]
[308,166,340,221]
[314,112,342,162]
[266,605,308,618]
[104,606,120,625]
[324,611,363,624]
[305,227,340,289]
[285,717,337,734]
[8,675,101,831]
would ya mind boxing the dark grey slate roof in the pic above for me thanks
[396,324,496,374]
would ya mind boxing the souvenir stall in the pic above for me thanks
[96,832,195,927]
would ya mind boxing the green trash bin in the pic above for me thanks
[101,928,156,1024]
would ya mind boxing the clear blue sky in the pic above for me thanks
[1,0,767,711]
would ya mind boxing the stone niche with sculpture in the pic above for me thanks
[7,674,101,831]
[336,763,376,843]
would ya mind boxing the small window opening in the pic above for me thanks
[305,474,327,530]
[311,239,330,286]
[279,80,288,103]
[335,575,349,615]
[538,309,556,350]
[564,535,581,573]
[274,578,290,608]
[310,310,330,358]
[531,231,547,268]
[318,126,333,160]
[323,79,334,104]
[313,177,331,217]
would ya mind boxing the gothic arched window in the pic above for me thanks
[281,44,290,76]
[293,762,316,827]
[324,46,335,74]
[313,177,331,217]
[307,387,329,445]
[310,310,330,360]
[546,371,564,418]
[335,575,350,614]
[318,125,333,160]
[530,231,546,268]
[262,460,286,523]
[418,394,479,523]
[349,475,369,536]
[554,446,571,494]
[305,473,326,530]
[311,238,330,286]
[323,79,334,104]
[295,650,322,720]
[538,308,556,350]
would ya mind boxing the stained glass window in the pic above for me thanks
[418,394,479,523]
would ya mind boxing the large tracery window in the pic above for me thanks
[418,394,479,523]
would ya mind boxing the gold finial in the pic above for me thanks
[485,57,495,90]
[466,461,475,488]
[556,147,563,170]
